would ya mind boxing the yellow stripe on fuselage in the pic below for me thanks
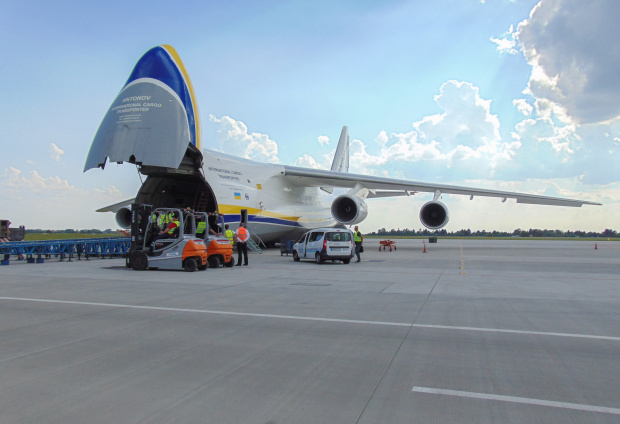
[218,204,332,224]
[161,44,201,151]
[218,204,301,222]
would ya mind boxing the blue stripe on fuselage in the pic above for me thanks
[124,46,197,148]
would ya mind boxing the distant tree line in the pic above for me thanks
[368,228,619,238]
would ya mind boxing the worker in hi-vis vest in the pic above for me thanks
[196,220,207,237]
[151,213,180,244]
[234,222,249,266]
[353,225,363,262]
[224,224,234,245]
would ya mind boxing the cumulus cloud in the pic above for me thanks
[49,143,64,161]
[490,24,519,55]
[318,135,330,146]
[517,0,620,124]
[208,115,279,163]
[0,167,124,229]
[293,154,326,169]
[513,99,533,116]
[346,81,521,177]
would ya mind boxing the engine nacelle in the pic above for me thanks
[419,201,450,229]
[331,194,369,225]
[116,207,132,229]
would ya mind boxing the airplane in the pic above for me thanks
[84,45,601,244]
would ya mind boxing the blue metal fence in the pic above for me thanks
[0,238,131,265]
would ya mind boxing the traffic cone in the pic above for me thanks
[594,243,598,250]
[423,243,427,253]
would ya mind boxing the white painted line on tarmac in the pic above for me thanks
[410,323,620,342]
[412,386,620,415]
[0,296,411,327]
[1,296,620,342]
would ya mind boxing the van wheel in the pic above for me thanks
[342,259,350,264]
[293,251,300,262]
[183,258,197,272]
[208,256,221,268]
[315,253,324,264]
[130,251,148,271]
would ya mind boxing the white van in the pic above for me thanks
[292,228,354,264]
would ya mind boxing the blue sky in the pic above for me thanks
[1,0,618,232]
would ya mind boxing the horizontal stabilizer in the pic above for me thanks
[96,198,136,213]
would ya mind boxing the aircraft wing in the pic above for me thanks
[283,166,601,207]
[96,198,136,213]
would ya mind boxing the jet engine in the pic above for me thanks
[116,207,132,229]
[331,194,368,225]
[419,201,450,229]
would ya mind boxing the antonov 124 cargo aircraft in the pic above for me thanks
[84,45,601,243]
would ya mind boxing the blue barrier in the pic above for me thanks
[0,238,131,264]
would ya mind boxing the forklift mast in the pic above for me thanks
[130,203,152,253]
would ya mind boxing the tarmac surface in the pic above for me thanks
[0,238,619,423]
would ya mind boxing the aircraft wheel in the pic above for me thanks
[225,257,235,267]
[315,253,324,264]
[293,251,300,262]
[208,256,221,268]
[130,251,148,271]
[183,258,197,272]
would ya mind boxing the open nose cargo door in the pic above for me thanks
[84,45,202,171]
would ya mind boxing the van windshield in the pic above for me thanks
[326,232,351,242]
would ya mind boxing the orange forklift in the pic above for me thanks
[194,211,235,268]
[127,204,208,272]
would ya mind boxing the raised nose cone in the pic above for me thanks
[84,45,201,172]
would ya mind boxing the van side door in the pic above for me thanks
[298,233,308,257]
[307,231,325,256]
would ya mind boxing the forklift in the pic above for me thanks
[127,204,208,272]
[194,211,235,268]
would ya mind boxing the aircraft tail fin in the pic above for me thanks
[330,126,349,173]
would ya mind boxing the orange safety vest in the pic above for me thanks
[236,227,248,243]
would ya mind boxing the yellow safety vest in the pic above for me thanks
[225,229,234,244]
[167,220,180,235]
[196,221,207,234]
[354,231,362,242]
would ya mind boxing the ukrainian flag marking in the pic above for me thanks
[234,192,241,200]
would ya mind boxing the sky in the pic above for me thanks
[1,0,618,232]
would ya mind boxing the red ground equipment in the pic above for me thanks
[379,240,397,251]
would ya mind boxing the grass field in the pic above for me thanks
[24,233,127,241]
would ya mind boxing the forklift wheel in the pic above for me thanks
[183,258,198,272]
[225,257,235,267]
[130,251,148,271]
[208,256,221,269]
[198,263,207,271]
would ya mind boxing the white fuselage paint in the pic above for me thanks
[202,150,345,242]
